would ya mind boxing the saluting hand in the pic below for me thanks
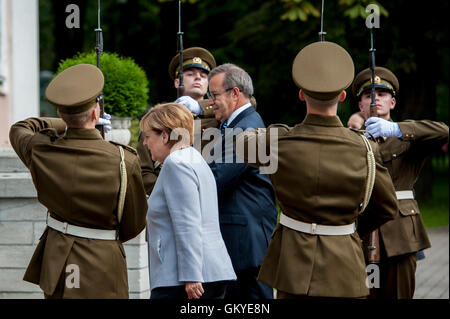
[185,282,204,299]
[365,117,402,139]
[97,112,112,133]
[175,96,202,115]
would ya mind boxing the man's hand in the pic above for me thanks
[175,96,202,115]
[364,117,402,139]
[185,282,204,299]
[97,112,112,133]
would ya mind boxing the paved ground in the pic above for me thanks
[414,226,449,299]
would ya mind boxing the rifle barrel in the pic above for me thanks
[318,0,326,41]
[95,0,105,138]
[369,28,377,117]
[177,0,184,97]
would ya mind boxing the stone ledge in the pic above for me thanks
[0,150,28,173]
[0,222,33,244]
[0,292,43,299]
[130,290,150,299]
[0,173,37,198]
[0,245,35,268]
[127,267,150,293]
[124,244,148,269]
[0,269,42,292]
[0,198,47,221]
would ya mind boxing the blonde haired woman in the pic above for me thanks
[140,103,236,299]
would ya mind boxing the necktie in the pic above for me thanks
[220,120,228,134]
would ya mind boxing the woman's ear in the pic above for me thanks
[161,131,169,144]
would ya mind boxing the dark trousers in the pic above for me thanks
[377,252,417,299]
[276,290,366,299]
[373,238,418,299]
[150,281,229,299]
[224,267,273,299]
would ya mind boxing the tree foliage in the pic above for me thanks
[39,0,448,125]
[57,52,149,117]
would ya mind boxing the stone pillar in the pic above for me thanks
[0,148,150,298]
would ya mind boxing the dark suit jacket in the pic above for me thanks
[209,106,278,271]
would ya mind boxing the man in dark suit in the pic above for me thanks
[207,63,278,299]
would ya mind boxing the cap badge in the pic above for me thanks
[193,57,202,64]
[372,75,381,84]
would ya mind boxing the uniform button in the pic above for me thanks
[393,154,397,158]
[411,209,415,213]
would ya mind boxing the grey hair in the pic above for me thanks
[58,104,95,127]
[208,63,254,98]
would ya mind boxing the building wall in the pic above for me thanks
[0,0,150,299]
[0,0,12,147]
[0,0,39,147]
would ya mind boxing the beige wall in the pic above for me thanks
[0,0,12,147]
[0,0,39,147]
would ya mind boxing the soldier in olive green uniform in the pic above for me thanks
[9,64,148,298]
[352,67,449,299]
[235,41,398,298]
[137,47,218,195]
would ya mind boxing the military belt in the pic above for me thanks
[395,190,414,200]
[279,213,356,236]
[47,213,117,240]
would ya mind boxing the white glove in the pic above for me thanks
[97,112,112,133]
[364,117,402,139]
[175,96,202,115]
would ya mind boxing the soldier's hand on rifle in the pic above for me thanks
[365,117,402,139]
[97,112,112,133]
[175,96,202,115]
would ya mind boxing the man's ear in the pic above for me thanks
[174,78,179,89]
[338,90,347,102]
[92,103,100,121]
[358,100,364,112]
[390,96,396,111]
[299,89,305,101]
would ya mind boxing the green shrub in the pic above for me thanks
[56,52,149,117]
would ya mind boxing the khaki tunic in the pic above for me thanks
[9,117,148,298]
[377,120,448,257]
[236,114,398,298]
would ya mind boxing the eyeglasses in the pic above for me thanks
[207,88,233,101]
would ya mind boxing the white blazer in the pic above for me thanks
[147,147,236,290]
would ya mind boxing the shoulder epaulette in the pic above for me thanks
[268,123,291,134]
[109,141,138,155]
[349,127,365,135]
[38,128,59,142]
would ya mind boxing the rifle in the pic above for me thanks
[94,0,105,138]
[318,0,326,41]
[176,0,184,97]
[362,20,381,300]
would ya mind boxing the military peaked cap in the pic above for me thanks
[292,41,354,100]
[352,66,399,98]
[168,47,216,80]
[45,64,104,114]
